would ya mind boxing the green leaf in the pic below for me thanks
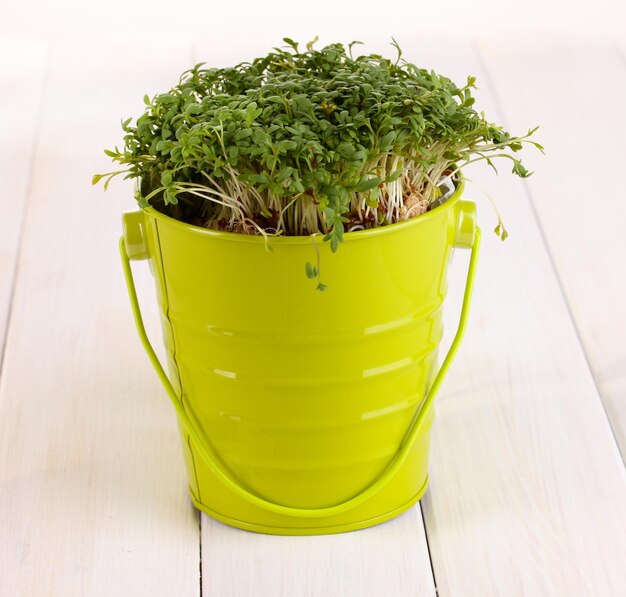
[385,169,403,183]
[252,129,271,145]
[336,142,356,159]
[355,176,382,192]
[235,128,252,141]
[265,155,277,170]
[161,170,173,186]
[305,262,317,279]
[512,160,531,177]
[366,195,378,209]
[348,40,364,57]
[276,140,297,152]
[276,166,295,182]
[163,188,178,205]
[306,35,319,52]
[283,37,299,52]
[494,223,509,241]
[390,37,402,65]
[379,130,396,149]
[158,93,178,106]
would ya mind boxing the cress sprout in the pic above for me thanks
[95,37,542,261]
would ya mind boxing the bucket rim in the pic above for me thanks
[140,178,465,245]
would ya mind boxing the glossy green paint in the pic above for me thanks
[120,182,480,535]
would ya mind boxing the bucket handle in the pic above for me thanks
[119,205,481,519]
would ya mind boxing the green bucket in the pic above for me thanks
[120,181,480,535]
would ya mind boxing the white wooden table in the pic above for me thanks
[1,34,626,596]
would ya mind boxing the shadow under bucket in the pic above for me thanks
[119,181,480,535]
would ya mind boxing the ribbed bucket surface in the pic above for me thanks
[120,183,479,534]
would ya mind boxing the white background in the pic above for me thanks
[3,0,625,42]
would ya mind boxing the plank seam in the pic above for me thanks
[0,43,50,377]
[419,502,439,595]
[199,511,203,597]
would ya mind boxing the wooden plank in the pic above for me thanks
[0,38,200,596]
[476,38,626,457]
[201,510,436,597]
[193,38,437,597]
[398,38,626,596]
[0,39,47,362]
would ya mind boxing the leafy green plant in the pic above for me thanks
[95,37,542,258]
